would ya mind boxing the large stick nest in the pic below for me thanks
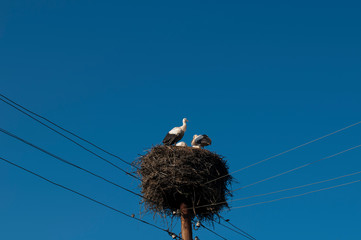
[135,145,232,221]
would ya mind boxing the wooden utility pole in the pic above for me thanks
[180,203,193,240]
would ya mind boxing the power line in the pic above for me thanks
[206,120,361,184]
[0,95,138,179]
[230,143,361,193]
[193,199,254,239]
[230,169,361,203]
[191,208,230,240]
[0,156,180,239]
[200,223,229,240]
[230,178,361,209]
[215,220,255,240]
[219,216,256,240]
[191,169,361,210]
[0,93,137,170]
[0,127,145,198]
[192,220,232,240]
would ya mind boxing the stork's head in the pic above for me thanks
[183,118,189,123]
[193,134,199,140]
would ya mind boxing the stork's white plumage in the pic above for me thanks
[162,118,188,146]
[176,141,187,147]
[191,134,212,148]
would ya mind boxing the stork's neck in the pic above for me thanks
[181,121,187,131]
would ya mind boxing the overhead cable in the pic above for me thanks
[0,128,144,198]
[0,156,179,239]
[192,169,361,209]
[206,120,361,184]
[0,93,136,171]
[219,216,256,240]
[230,178,361,209]
[230,143,361,193]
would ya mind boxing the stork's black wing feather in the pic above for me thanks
[163,133,177,145]
[195,134,212,146]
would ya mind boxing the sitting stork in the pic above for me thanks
[191,134,212,148]
[162,118,188,146]
[176,141,187,147]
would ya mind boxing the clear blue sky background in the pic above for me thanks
[1,1,361,239]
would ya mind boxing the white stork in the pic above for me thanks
[191,134,212,148]
[162,118,188,146]
[176,141,187,147]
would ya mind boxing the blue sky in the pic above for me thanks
[1,1,361,239]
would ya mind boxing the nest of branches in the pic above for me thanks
[135,145,232,222]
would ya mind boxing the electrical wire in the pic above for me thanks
[0,156,180,239]
[191,169,361,210]
[192,195,254,239]
[0,93,136,169]
[0,96,138,179]
[200,223,229,240]
[0,127,146,198]
[192,219,231,240]
[230,143,361,193]
[191,205,230,240]
[215,220,255,240]
[230,178,361,209]
[219,216,256,240]
[205,120,361,184]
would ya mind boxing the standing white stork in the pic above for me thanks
[191,134,212,148]
[162,118,188,146]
